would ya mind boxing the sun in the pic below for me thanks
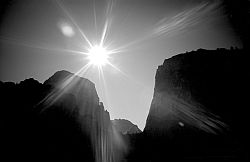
[87,45,110,66]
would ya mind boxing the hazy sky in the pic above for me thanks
[0,0,242,129]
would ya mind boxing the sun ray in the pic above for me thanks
[106,62,128,77]
[38,62,92,111]
[97,66,102,85]
[105,0,115,17]
[106,48,124,55]
[100,0,115,47]
[99,66,111,111]
[59,62,92,88]
[100,0,116,47]
[0,36,89,56]
[33,0,152,114]
[108,1,222,55]
[100,19,110,47]
[93,0,98,39]
[101,2,219,56]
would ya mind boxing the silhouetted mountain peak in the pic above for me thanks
[112,119,141,134]
[44,70,93,88]
[43,70,100,109]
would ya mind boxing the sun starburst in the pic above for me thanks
[87,45,110,67]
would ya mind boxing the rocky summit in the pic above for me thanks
[112,119,141,134]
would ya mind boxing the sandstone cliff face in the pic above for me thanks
[145,48,247,136]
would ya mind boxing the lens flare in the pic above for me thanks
[58,21,75,37]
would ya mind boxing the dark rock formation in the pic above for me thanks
[127,48,248,161]
[112,119,141,134]
[145,48,247,135]
[0,70,125,162]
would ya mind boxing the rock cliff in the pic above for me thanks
[145,48,247,135]
[138,48,248,161]
[0,70,125,162]
[112,119,141,134]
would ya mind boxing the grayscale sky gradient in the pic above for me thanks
[0,0,242,129]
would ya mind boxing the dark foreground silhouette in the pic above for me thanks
[128,48,249,161]
[0,48,248,161]
[1,72,96,161]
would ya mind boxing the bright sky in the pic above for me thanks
[0,0,241,130]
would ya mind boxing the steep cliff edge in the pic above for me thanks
[145,48,247,134]
[0,70,119,162]
[42,70,106,127]
[140,48,248,161]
